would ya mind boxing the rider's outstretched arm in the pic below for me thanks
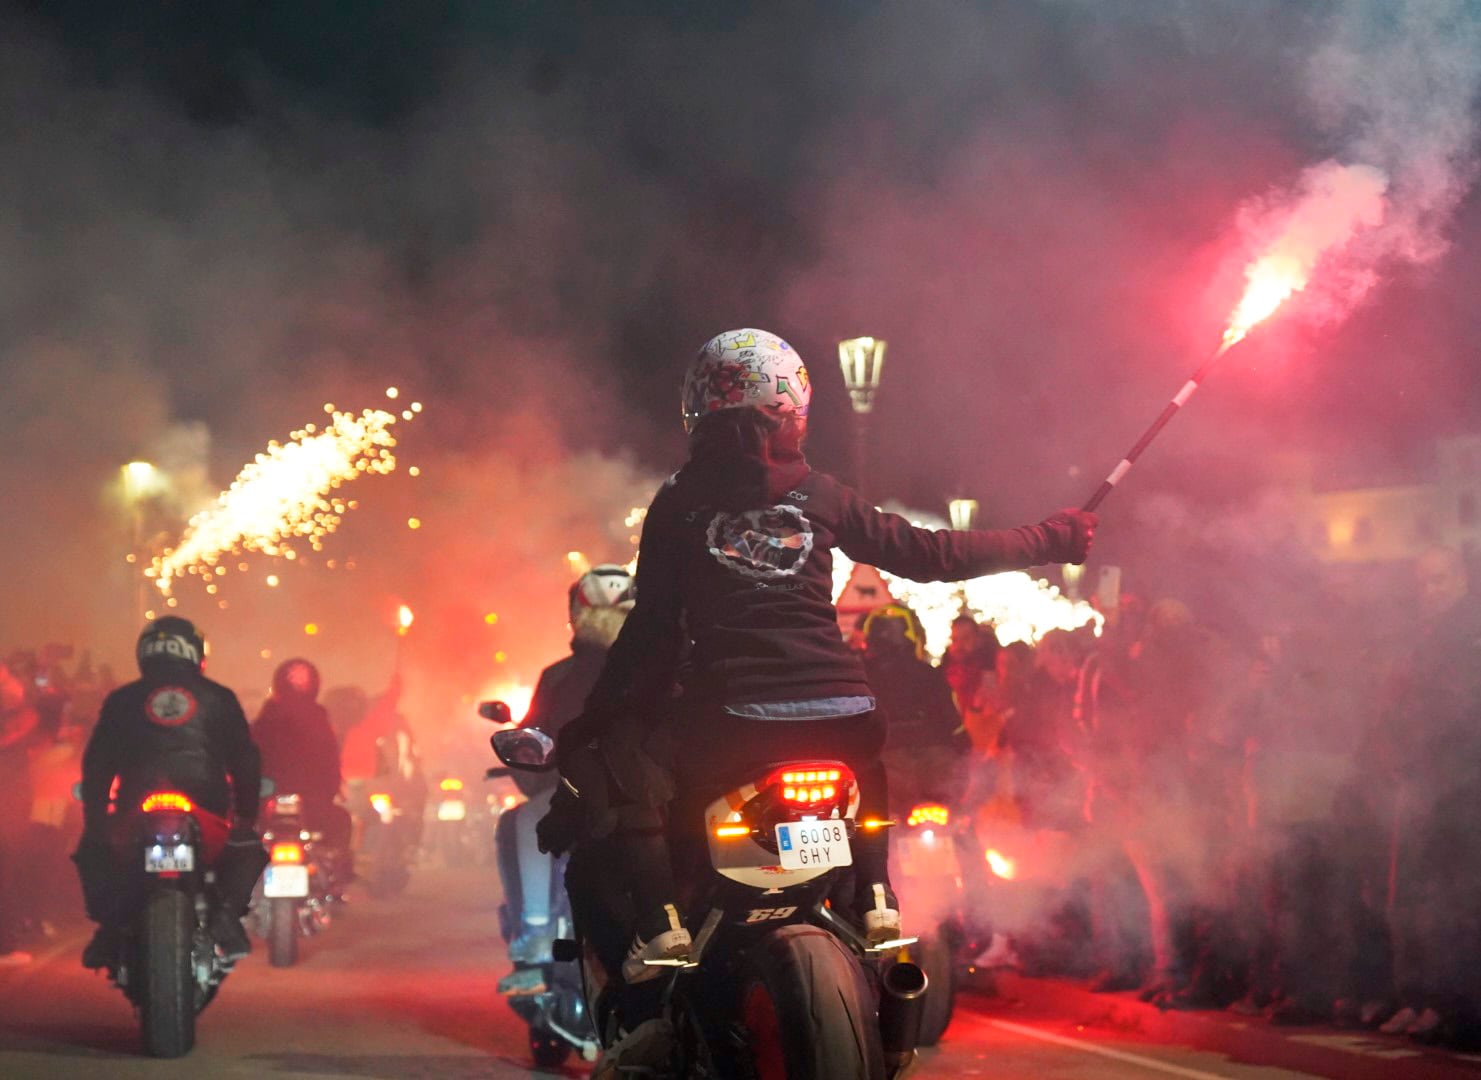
[829,475,1093,579]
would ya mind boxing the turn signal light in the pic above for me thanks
[141,792,194,813]
[714,824,752,839]
[906,804,950,827]
[369,793,393,814]
[271,842,305,864]
[859,818,896,831]
[439,778,464,792]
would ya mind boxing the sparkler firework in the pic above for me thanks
[149,406,413,595]
[1083,162,1388,512]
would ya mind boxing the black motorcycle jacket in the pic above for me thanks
[253,695,342,808]
[81,668,261,833]
[865,649,965,754]
[589,468,1068,716]
[518,607,627,797]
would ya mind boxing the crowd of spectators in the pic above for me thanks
[0,647,116,965]
[918,543,1481,1048]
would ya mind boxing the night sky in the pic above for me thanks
[3,1,1479,712]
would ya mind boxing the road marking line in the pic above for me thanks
[986,1018,1236,1079]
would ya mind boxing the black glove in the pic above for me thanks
[536,785,585,856]
[556,706,617,772]
[1036,508,1098,565]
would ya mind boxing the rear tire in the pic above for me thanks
[140,889,196,1058]
[268,899,299,968]
[910,932,956,1046]
[739,925,886,1080]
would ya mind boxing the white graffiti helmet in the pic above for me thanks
[681,328,811,433]
[569,564,636,622]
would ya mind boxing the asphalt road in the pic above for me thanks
[0,862,1470,1079]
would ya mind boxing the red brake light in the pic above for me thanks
[763,763,853,808]
[906,804,950,827]
[271,842,305,865]
[141,792,194,813]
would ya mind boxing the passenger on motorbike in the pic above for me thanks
[252,658,355,887]
[74,617,268,967]
[497,566,633,993]
[547,328,1098,988]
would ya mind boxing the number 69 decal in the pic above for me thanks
[745,906,798,924]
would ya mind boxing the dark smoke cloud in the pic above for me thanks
[2,2,1478,756]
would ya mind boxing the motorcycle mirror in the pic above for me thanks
[478,700,513,724]
[260,777,276,797]
[491,727,556,772]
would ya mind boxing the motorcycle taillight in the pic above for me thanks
[141,791,194,813]
[271,841,305,865]
[906,803,950,827]
[761,762,854,813]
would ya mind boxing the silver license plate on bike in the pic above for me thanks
[774,821,852,870]
[264,864,310,898]
[144,843,195,873]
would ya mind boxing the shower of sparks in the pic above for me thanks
[149,407,412,596]
[831,512,1102,659]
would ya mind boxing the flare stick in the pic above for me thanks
[1081,342,1234,512]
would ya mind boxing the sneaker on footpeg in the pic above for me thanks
[622,904,691,984]
[862,883,902,945]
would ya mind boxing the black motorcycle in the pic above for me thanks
[99,789,239,1057]
[252,792,340,967]
[491,725,929,1079]
[482,701,600,1067]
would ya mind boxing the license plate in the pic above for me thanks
[264,864,310,898]
[774,821,852,870]
[144,843,194,873]
[437,800,467,822]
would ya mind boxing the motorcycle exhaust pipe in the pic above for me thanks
[879,960,928,1077]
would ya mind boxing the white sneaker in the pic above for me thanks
[1407,1007,1444,1038]
[1380,1006,1419,1035]
[973,932,1022,970]
[622,905,691,984]
[863,883,902,945]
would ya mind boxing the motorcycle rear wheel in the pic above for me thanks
[140,889,196,1058]
[908,931,956,1046]
[268,898,299,968]
[739,925,886,1080]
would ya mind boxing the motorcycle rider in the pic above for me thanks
[74,617,268,967]
[863,602,971,810]
[252,658,354,889]
[497,565,634,994]
[549,328,1098,987]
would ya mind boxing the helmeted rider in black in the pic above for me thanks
[253,658,354,883]
[863,603,970,809]
[543,328,1099,995]
[74,617,267,967]
[496,565,633,994]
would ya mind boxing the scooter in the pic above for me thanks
[482,701,599,1067]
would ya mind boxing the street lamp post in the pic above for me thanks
[838,337,887,496]
[121,461,158,625]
